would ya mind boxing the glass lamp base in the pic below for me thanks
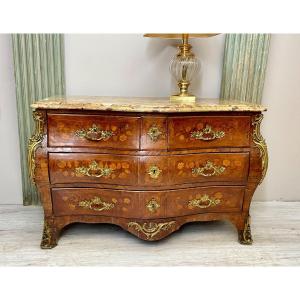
[170,94,196,102]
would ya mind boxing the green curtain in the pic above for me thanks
[220,34,271,103]
[12,34,65,205]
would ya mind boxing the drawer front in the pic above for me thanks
[165,186,244,217]
[52,186,244,218]
[139,156,169,186]
[48,114,140,149]
[169,116,250,149]
[52,188,166,219]
[141,117,167,150]
[49,153,138,185]
[169,153,249,185]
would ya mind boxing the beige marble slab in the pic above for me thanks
[1,201,299,266]
[31,96,266,113]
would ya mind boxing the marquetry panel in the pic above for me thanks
[48,114,140,149]
[169,153,249,185]
[49,153,138,185]
[169,116,250,149]
[166,186,244,217]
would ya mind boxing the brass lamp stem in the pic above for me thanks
[179,34,193,58]
[178,80,190,96]
[170,33,196,102]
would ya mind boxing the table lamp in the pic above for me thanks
[144,33,219,102]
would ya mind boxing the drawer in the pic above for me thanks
[166,186,244,217]
[168,116,250,149]
[139,153,249,186]
[49,153,138,185]
[51,186,244,218]
[52,188,166,219]
[48,114,140,149]
[141,117,167,150]
[168,153,249,185]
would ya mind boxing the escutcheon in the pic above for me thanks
[147,165,162,179]
[147,124,163,142]
[146,198,160,213]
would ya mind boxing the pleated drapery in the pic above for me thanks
[220,34,271,103]
[12,34,65,205]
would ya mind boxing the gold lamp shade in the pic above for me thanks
[144,33,219,39]
[144,33,220,102]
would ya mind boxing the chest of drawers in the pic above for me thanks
[29,97,268,248]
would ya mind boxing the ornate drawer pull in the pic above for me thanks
[188,194,221,209]
[147,125,163,142]
[148,165,162,179]
[128,221,176,240]
[75,124,114,141]
[75,161,113,178]
[190,125,225,141]
[146,198,160,213]
[192,161,225,177]
[78,196,115,212]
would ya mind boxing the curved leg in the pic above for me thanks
[238,215,253,245]
[40,218,59,249]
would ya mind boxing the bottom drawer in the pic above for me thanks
[52,186,244,219]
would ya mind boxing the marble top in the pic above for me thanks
[31,96,266,113]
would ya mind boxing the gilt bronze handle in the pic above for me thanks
[75,161,113,178]
[148,165,162,179]
[147,125,163,142]
[190,125,225,141]
[188,194,221,209]
[75,124,114,141]
[146,198,160,213]
[192,161,225,177]
[78,196,115,212]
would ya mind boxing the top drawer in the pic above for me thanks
[48,114,140,149]
[168,116,251,149]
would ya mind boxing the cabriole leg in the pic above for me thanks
[40,218,59,249]
[238,215,253,245]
